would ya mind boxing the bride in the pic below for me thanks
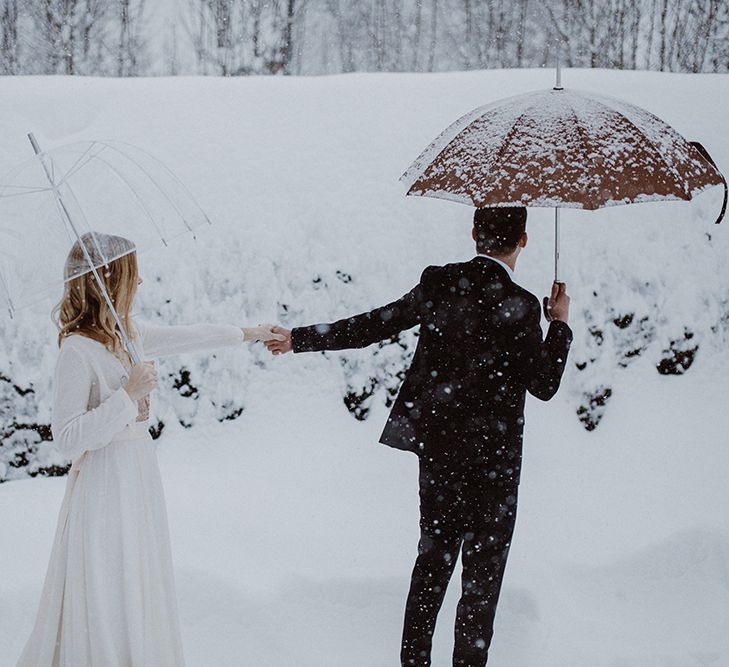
[17,233,280,666]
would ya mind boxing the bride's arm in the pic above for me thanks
[134,321,249,358]
[52,345,138,461]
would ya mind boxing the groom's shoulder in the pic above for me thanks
[415,261,465,291]
[419,259,474,281]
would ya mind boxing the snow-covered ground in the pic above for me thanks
[1,69,728,665]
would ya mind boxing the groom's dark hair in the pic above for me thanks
[473,206,527,255]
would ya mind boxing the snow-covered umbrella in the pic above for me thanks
[400,69,727,281]
[0,134,211,364]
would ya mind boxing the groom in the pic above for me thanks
[266,206,572,666]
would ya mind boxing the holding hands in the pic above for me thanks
[243,323,292,354]
[242,325,288,343]
[264,326,292,355]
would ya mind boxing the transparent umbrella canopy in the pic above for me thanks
[0,135,212,362]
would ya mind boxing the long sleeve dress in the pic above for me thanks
[16,322,245,667]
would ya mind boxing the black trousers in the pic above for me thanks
[400,454,519,667]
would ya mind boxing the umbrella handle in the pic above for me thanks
[690,141,727,225]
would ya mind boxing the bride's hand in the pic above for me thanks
[242,324,287,343]
[124,362,158,401]
[265,326,293,355]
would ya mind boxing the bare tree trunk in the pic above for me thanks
[629,0,641,69]
[118,0,145,76]
[616,0,626,68]
[694,0,720,73]
[292,0,307,74]
[166,22,179,75]
[463,0,472,69]
[515,0,528,67]
[282,0,296,74]
[121,18,131,74]
[427,0,437,71]
[392,0,404,70]
[666,0,683,70]
[658,0,668,70]
[485,0,495,67]
[495,2,508,67]
[411,0,423,70]
[544,1,573,68]
[0,0,20,74]
[39,0,64,73]
[325,0,352,73]
[370,0,384,71]
[588,0,599,68]
[64,1,77,74]
[645,0,657,68]
[188,0,254,76]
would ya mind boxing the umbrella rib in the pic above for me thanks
[90,153,169,243]
[1,184,53,191]
[614,111,689,200]
[478,98,544,206]
[0,267,15,315]
[55,143,105,188]
[0,187,53,198]
[401,95,525,187]
[566,105,601,209]
[119,140,211,227]
[99,142,199,234]
[113,140,211,226]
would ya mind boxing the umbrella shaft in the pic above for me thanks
[554,208,561,282]
[27,133,141,365]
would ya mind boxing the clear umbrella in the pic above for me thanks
[0,134,212,363]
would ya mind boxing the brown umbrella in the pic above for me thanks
[400,74,727,281]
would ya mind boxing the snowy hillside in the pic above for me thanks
[1,69,728,665]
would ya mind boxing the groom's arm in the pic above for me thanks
[523,312,573,401]
[523,283,573,401]
[290,267,434,353]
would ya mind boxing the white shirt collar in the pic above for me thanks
[477,254,515,280]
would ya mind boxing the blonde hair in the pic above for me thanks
[54,233,138,354]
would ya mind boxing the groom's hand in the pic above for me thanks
[543,281,570,323]
[265,326,293,355]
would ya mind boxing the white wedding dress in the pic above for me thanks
[17,322,245,667]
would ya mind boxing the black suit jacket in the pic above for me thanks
[292,257,573,470]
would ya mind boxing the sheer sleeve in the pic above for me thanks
[135,321,245,359]
[51,345,138,461]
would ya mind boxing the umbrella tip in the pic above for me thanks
[27,132,42,155]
